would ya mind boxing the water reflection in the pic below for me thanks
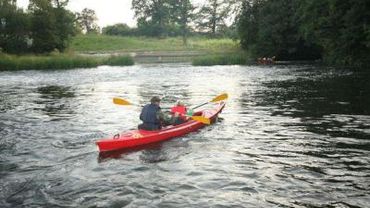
[1,65,369,208]
[37,85,75,99]
[259,67,370,139]
[98,142,163,162]
[34,85,76,119]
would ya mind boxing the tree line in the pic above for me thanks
[103,0,238,42]
[1,0,369,66]
[0,0,99,54]
[1,0,237,54]
[237,0,370,66]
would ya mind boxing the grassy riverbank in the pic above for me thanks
[0,35,248,70]
[71,35,241,54]
[0,54,134,71]
[70,35,249,66]
[192,52,251,66]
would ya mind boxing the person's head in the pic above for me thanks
[176,100,184,106]
[150,96,161,105]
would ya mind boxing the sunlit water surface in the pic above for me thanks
[0,64,369,207]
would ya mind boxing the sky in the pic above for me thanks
[17,0,205,28]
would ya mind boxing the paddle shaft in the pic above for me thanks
[191,93,228,110]
[191,102,208,110]
[115,93,227,110]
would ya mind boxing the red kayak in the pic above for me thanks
[96,101,226,152]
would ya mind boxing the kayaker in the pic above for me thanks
[170,100,188,125]
[138,96,171,130]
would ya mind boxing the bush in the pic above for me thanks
[103,56,135,66]
[102,24,136,36]
[192,53,250,66]
[0,54,99,70]
[0,54,135,71]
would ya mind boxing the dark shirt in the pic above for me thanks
[139,103,161,130]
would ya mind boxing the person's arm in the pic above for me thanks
[140,109,144,121]
[157,109,172,124]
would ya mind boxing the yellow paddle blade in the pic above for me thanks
[113,97,132,106]
[210,93,228,102]
[191,116,211,125]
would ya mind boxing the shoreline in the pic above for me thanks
[0,54,134,71]
[78,50,206,64]
[0,51,323,71]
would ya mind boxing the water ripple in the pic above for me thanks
[0,64,369,207]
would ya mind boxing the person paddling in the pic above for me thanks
[171,100,190,125]
[138,96,170,130]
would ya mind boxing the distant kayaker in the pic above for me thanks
[170,100,189,125]
[138,96,171,130]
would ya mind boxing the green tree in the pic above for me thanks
[237,0,259,50]
[28,0,58,53]
[28,0,75,53]
[102,23,135,36]
[0,0,30,53]
[195,0,230,36]
[76,8,100,34]
[238,0,321,60]
[53,0,76,51]
[298,0,370,66]
[132,0,172,37]
[238,0,370,65]
[169,0,195,44]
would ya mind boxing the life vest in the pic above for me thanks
[171,105,187,120]
[139,104,161,130]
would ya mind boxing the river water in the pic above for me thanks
[0,64,369,207]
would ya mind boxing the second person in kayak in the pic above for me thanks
[170,100,189,125]
[138,96,171,130]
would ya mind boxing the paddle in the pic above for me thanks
[191,93,228,110]
[113,97,132,106]
[113,97,169,109]
[113,93,228,108]
[112,97,211,125]
[189,116,211,125]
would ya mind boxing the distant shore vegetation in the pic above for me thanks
[0,0,369,67]
[192,53,251,66]
[70,35,240,53]
[0,53,134,71]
